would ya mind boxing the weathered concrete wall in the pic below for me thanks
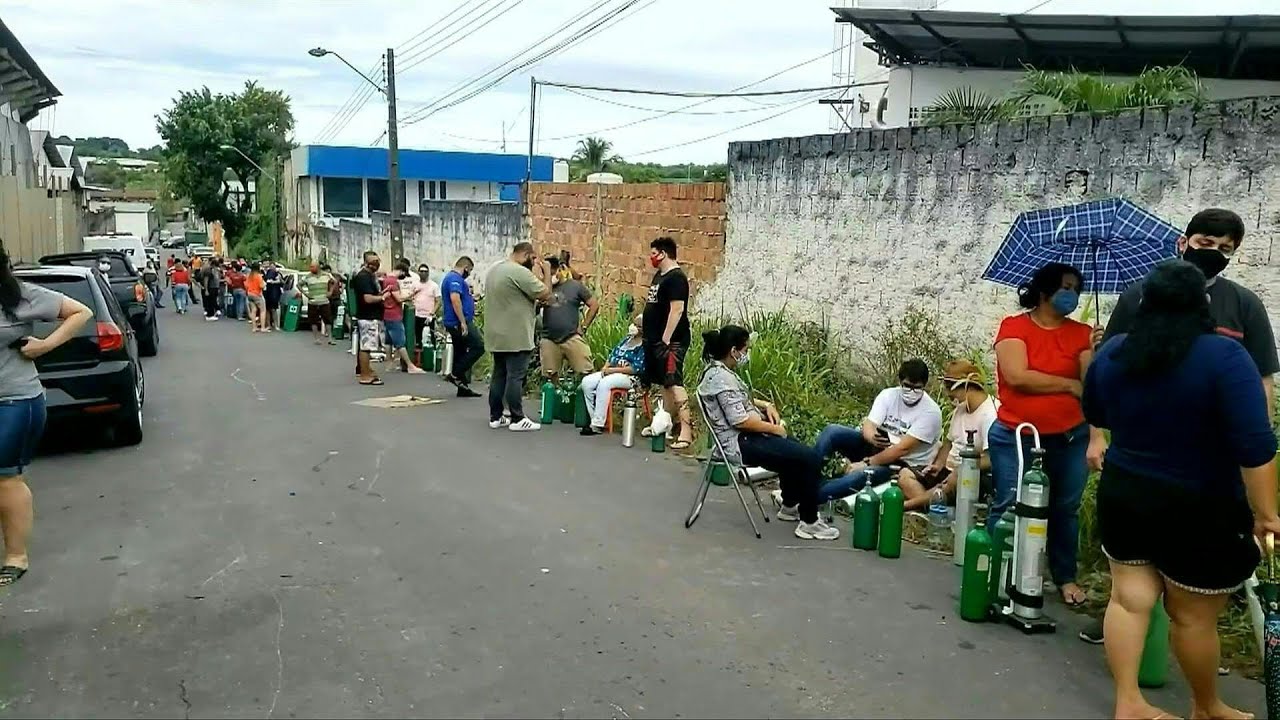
[528,182,726,306]
[700,98,1280,349]
[316,201,522,285]
[0,177,82,260]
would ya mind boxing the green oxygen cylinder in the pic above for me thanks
[851,485,880,550]
[540,379,556,424]
[557,377,575,423]
[960,526,994,622]
[989,509,1016,609]
[1138,600,1170,688]
[877,480,905,559]
[573,382,590,428]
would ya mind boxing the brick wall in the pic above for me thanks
[699,98,1280,350]
[527,182,727,307]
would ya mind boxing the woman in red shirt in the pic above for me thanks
[170,261,192,315]
[989,262,1094,607]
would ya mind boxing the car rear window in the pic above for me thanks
[48,256,135,278]
[20,276,97,310]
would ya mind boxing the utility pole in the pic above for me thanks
[525,76,537,184]
[385,47,402,261]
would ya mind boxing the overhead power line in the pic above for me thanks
[400,0,652,127]
[396,0,528,77]
[539,80,869,99]
[628,90,840,159]
[394,0,480,58]
[558,86,817,115]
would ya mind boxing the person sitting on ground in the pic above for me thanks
[540,254,599,385]
[1083,260,1279,720]
[579,314,646,437]
[903,359,998,512]
[810,359,944,505]
[698,324,838,541]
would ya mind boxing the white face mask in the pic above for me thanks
[735,349,751,366]
[627,323,638,336]
[900,387,925,405]
[98,263,111,273]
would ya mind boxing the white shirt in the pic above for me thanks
[945,395,999,468]
[867,387,943,468]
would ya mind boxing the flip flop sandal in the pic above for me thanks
[0,565,28,587]
[670,439,692,450]
[359,378,385,386]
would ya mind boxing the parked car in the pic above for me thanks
[83,233,147,264]
[15,265,145,446]
[144,247,160,267]
[39,251,159,357]
[160,238,186,249]
[186,244,214,259]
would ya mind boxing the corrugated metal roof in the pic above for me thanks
[0,17,60,121]
[832,9,1280,80]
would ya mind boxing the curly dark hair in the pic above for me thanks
[1116,260,1213,376]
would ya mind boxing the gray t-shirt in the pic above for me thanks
[542,279,592,343]
[697,362,758,465]
[0,283,65,401]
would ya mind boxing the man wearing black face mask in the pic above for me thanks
[441,256,483,397]
[1079,207,1278,646]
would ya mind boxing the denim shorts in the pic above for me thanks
[384,319,407,349]
[0,394,47,477]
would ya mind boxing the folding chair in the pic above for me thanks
[685,394,774,539]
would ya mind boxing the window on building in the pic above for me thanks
[439,181,447,200]
[427,181,436,200]
[367,180,404,214]
[322,177,363,218]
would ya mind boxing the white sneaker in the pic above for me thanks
[776,504,800,522]
[488,417,512,429]
[795,518,840,541]
[508,418,541,432]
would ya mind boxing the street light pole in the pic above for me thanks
[384,48,402,262]
[309,46,402,262]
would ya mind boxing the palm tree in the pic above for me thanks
[570,136,621,180]
[921,65,1205,126]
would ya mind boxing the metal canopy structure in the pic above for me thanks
[0,18,59,122]
[832,8,1280,80]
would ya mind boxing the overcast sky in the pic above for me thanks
[7,0,1276,164]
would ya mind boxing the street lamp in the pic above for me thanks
[220,144,282,259]
[309,45,403,261]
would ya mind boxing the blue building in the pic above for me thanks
[286,144,564,225]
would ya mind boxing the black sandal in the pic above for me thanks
[0,565,28,587]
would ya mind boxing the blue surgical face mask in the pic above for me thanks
[735,349,750,366]
[1050,288,1079,316]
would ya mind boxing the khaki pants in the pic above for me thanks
[539,335,593,376]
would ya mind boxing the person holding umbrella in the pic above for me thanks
[1083,260,1279,720]
[989,261,1094,607]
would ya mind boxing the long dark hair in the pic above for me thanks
[701,324,750,361]
[1017,262,1083,310]
[0,242,22,321]
[1117,261,1213,375]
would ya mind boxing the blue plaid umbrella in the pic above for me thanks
[983,198,1181,306]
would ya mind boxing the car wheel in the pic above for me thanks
[138,317,159,357]
[110,371,144,447]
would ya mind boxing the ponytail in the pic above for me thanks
[701,324,750,361]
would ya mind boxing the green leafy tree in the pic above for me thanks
[570,136,621,180]
[156,80,293,243]
[922,65,1205,126]
[85,159,128,189]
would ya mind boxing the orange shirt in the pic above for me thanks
[993,313,1092,435]
[244,273,265,296]
[192,257,203,270]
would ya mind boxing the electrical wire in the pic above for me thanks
[538,80,863,99]
[396,0,528,76]
[627,90,839,159]
[399,0,650,127]
[398,0,622,124]
[394,0,480,58]
[557,86,821,114]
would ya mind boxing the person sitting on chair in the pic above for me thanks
[903,358,998,511]
[697,324,838,541]
[579,314,645,437]
[813,358,944,504]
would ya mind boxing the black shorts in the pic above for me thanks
[1097,463,1258,595]
[642,342,687,388]
[308,302,334,328]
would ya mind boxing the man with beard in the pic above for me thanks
[483,242,553,431]
[1079,207,1278,645]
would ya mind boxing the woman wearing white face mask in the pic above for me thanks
[579,315,646,436]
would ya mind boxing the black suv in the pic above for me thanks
[15,265,145,446]
[39,251,159,357]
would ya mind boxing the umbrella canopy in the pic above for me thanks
[982,198,1181,295]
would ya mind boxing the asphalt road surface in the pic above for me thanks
[0,305,1264,718]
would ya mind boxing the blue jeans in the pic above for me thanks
[986,420,1089,586]
[232,288,247,319]
[0,394,46,477]
[812,424,894,503]
[172,284,189,313]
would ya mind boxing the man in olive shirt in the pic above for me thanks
[484,242,553,431]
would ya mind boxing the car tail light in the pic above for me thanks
[134,283,146,302]
[96,321,124,352]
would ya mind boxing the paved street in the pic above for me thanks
[0,308,1263,719]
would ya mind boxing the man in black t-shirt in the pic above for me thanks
[1079,207,1278,645]
[351,250,387,386]
[642,236,693,449]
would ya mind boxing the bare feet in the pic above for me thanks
[1061,582,1087,607]
[1115,700,1178,719]
[1190,701,1253,720]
